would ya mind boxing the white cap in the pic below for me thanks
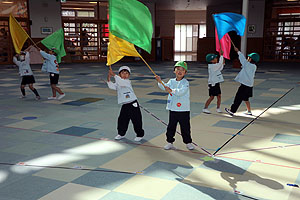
[118,66,131,74]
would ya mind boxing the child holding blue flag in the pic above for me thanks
[155,61,194,150]
[225,47,259,116]
[203,50,225,114]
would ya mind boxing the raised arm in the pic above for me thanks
[212,55,224,71]
[40,50,52,60]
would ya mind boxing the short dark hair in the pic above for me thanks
[119,69,130,74]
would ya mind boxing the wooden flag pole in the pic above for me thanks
[139,56,172,96]
[230,38,237,49]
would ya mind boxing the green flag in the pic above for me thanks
[41,28,66,63]
[109,0,153,53]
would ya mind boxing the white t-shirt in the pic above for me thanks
[107,75,137,104]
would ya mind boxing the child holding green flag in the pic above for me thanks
[39,48,65,100]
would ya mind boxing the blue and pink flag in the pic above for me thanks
[213,12,246,40]
[215,27,231,59]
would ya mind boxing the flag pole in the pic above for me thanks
[230,38,237,49]
[139,56,157,76]
[139,55,172,96]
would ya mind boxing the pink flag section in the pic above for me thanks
[215,27,231,59]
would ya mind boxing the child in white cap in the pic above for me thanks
[203,51,225,114]
[155,61,194,150]
[107,66,144,142]
[13,51,41,100]
[39,47,65,100]
[225,47,259,116]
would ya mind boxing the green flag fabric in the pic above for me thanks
[41,28,66,63]
[109,0,153,54]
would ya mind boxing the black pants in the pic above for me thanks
[166,111,192,144]
[231,84,253,113]
[117,100,144,137]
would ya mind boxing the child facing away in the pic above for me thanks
[13,51,40,100]
[225,47,259,116]
[107,66,145,142]
[203,51,225,114]
[39,48,65,100]
[155,61,194,150]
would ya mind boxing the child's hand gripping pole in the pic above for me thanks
[139,56,173,96]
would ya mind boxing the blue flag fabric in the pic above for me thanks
[213,13,246,40]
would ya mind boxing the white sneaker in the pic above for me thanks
[164,143,176,150]
[47,96,57,100]
[216,108,222,113]
[35,96,41,100]
[19,95,26,99]
[203,108,211,114]
[114,135,125,140]
[57,93,65,100]
[186,143,195,150]
[225,108,234,116]
[245,111,252,115]
[134,137,143,142]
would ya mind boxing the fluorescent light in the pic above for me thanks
[2,1,14,3]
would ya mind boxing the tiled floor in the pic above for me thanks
[0,61,300,200]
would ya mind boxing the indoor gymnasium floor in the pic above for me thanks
[0,61,299,200]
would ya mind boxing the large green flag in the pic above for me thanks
[109,0,153,54]
[41,28,66,63]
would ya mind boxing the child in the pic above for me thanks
[39,48,65,100]
[107,66,145,142]
[203,51,225,114]
[155,61,194,150]
[13,51,40,100]
[225,47,259,116]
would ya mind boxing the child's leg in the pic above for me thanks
[230,86,244,113]
[204,96,214,109]
[29,84,40,97]
[178,112,192,144]
[50,84,57,97]
[166,111,178,143]
[117,104,131,136]
[51,84,64,95]
[130,102,144,137]
[217,94,221,108]
[20,85,26,96]
[245,101,251,112]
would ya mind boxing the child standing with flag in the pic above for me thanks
[155,61,194,150]
[13,51,40,100]
[203,51,225,114]
[225,47,259,116]
[39,48,65,100]
[107,66,145,142]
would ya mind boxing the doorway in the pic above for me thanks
[174,24,205,61]
[61,1,108,62]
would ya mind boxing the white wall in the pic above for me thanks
[247,0,265,38]
[29,0,62,38]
